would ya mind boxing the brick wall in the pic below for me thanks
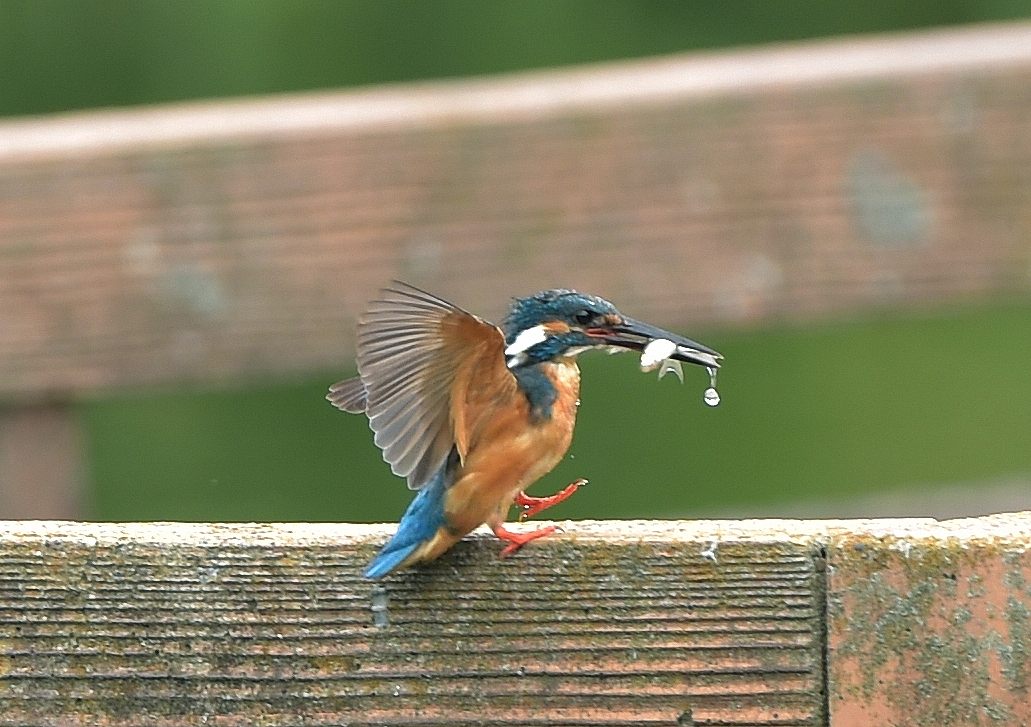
[2,23,1030,398]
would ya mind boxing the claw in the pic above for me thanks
[514,478,587,521]
[492,523,557,557]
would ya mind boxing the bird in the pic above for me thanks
[328,282,722,579]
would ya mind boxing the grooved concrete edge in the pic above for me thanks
[0,516,974,545]
[0,514,1026,555]
[1,514,1028,727]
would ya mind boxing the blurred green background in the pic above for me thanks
[3,0,1031,118]
[84,300,1031,521]
[4,1,1030,522]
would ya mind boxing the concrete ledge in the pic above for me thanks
[0,516,1027,725]
[826,513,1031,726]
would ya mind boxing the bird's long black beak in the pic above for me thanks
[597,317,723,369]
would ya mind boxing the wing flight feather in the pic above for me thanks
[352,282,507,490]
[327,377,367,413]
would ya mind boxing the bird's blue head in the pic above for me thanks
[503,289,721,370]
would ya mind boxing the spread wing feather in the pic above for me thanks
[350,282,507,490]
[327,377,368,413]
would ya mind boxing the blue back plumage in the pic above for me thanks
[364,452,454,579]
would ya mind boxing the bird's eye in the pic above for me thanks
[574,309,594,326]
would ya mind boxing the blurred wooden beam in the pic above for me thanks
[0,404,83,519]
[0,516,1026,725]
[3,24,1031,401]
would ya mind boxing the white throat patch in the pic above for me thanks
[505,324,549,368]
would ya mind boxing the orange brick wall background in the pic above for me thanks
[1,26,1030,399]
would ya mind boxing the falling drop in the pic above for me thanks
[703,366,720,407]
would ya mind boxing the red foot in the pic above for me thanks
[514,478,587,521]
[491,523,558,557]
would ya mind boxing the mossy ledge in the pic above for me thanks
[0,515,1026,726]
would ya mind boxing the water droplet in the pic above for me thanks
[703,366,720,407]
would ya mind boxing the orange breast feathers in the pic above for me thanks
[444,355,582,535]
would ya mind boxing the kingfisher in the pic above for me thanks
[328,282,722,579]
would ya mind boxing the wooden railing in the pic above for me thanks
[0,514,1027,725]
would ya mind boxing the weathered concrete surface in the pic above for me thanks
[0,516,1028,726]
[0,520,826,726]
[827,512,1031,726]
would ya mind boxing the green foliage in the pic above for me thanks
[2,0,1030,117]
[81,300,1031,521]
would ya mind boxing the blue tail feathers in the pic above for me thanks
[364,462,450,579]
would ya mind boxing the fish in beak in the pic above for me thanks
[594,317,723,370]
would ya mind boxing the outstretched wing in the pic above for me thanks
[348,282,507,490]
